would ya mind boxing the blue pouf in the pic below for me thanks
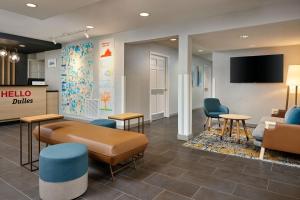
[90,119,116,128]
[39,143,88,200]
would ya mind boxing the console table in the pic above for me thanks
[108,112,144,133]
[20,114,64,171]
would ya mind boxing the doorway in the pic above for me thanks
[150,53,169,121]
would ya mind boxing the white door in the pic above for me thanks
[150,54,167,120]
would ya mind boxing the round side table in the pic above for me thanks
[219,114,251,143]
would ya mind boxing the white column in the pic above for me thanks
[177,34,193,141]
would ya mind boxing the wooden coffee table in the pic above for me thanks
[219,114,251,142]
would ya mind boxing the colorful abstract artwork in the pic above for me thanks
[99,39,114,116]
[61,41,94,116]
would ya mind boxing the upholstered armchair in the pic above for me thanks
[253,106,300,159]
[203,98,229,130]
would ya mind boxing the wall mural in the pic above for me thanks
[61,41,94,116]
[99,39,114,116]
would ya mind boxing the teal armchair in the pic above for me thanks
[203,98,229,130]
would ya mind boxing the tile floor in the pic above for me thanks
[0,109,300,200]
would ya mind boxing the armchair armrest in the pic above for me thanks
[265,121,276,129]
[219,105,229,114]
[263,123,300,154]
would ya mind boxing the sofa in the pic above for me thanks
[33,121,148,179]
[252,106,300,159]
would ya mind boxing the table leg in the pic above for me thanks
[29,123,33,171]
[220,119,228,140]
[38,122,41,153]
[229,119,233,137]
[128,120,130,130]
[236,120,240,143]
[242,120,249,141]
[138,117,140,133]
[142,116,144,133]
[20,121,22,166]
[27,123,30,165]
[123,120,126,130]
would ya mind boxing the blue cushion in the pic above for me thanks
[285,106,300,125]
[90,119,116,128]
[39,143,88,183]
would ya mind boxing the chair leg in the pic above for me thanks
[218,118,221,128]
[204,117,208,129]
[259,147,265,160]
[208,117,212,131]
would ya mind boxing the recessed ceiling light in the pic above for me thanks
[139,12,150,17]
[198,49,204,53]
[26,3,37,8]
[240,34,249,39]
[170,38,177,42]
[19,44,26,48]
[86,25,94,29]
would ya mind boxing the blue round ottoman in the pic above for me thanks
[90,119,116,128]
[39,143,88,200]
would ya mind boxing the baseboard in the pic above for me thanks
[177,134,193,141]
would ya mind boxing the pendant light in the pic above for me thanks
[9,52,20,63]
[0,49,8,57]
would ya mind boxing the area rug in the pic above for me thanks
[183,127,300,167]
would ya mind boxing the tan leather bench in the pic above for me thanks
[33,121,148,178]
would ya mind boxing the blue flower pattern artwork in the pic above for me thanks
[61,41,94,116]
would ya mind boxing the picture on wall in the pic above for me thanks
[48,58,56,68]
[192,65,203,87]
[99,39,114,116]
[61,41,95,116]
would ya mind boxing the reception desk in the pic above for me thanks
[0,85,59,121]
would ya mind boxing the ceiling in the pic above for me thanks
[192,19,300,52]
[0,32,61,54]
[0,0,103,19]
[0,0,286,43]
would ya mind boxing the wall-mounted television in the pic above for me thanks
[230,54,284,83]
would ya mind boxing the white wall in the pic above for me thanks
[35,1,300,122]
[213,45,300,124]
[125,42,212,121]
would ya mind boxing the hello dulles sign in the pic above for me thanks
[0,86,47,121]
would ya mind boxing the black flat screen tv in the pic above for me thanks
[230,54,283,83]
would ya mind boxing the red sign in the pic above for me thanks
[1,90,32,98]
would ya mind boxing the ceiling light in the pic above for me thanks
[26,3,37,8]
[0,49,8,57]
[170,38,177,42]
[240,35,249,39]
[84,31,89,39]
[19,44,26,48]
[198,49,204,53]
[139,12,150,17]
[86,25,94,29]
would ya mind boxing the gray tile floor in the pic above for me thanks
[0,109,300,200]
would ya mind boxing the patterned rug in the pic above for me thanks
[183,127,300,167]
